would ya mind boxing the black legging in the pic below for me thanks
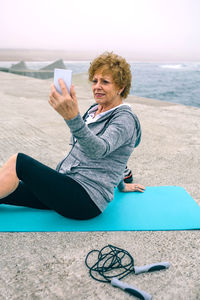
[1,153,101,220]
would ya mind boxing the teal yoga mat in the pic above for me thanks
[0,186,200,232]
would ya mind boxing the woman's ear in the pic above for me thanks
[118,87,125,95]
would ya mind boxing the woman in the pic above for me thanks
[0,52,145,220]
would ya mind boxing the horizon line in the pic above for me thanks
[0,48,199,62]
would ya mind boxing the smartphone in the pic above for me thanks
[54,68,72,94]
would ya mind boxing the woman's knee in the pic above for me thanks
[4,153,19,175]
[9,153,18,166]
[10,153,18,161]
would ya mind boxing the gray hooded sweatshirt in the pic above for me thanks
[56,104,141,212]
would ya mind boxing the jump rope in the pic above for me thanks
[85,244,170,300]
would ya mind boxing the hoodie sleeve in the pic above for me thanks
[65,111,138,159]
[117,179,125,191]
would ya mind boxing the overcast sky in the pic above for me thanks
[1,0,200,60]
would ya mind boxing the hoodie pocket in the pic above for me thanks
[59,156,80,173]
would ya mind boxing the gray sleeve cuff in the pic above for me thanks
[65,113,85,133]
[117,179,125,191]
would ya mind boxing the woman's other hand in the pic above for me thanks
[49,79,79,120]
[123,183,145,193]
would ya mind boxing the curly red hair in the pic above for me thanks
[88,52,132,99]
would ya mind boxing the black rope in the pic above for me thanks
[85,244,135,283]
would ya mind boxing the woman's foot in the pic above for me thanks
[123,167,133,183]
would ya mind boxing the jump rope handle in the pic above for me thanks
[134,262,170,275]
[111,277,152,300]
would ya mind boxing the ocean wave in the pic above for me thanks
[159,91,178,97]
[159,63,200,71]
[160,64,184,69]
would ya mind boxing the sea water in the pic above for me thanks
[0,61,199,108]
[131,62,200,108]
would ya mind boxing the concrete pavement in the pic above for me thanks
[0,71,200,300]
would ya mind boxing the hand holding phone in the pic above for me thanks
[51,69,79,120]
[54,68,72,94]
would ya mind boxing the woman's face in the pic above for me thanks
[92,70,122,106]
